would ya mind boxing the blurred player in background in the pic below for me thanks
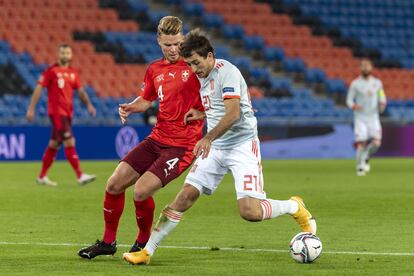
[347,58,386,176]
[78,16,204,259]
[26,44,97,186]
[123,29,317,265]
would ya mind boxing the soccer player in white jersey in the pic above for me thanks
[347,58,386,176]
[122,29,317,265]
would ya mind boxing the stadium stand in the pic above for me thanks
[0,0,413,124]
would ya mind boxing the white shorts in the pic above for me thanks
[354,118,382,142]
[185,138,266,200]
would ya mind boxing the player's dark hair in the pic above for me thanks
[58,44,71,50]
[361,57,373,65]
[180,28,214,58]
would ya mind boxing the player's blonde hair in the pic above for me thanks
[157,16,183,36]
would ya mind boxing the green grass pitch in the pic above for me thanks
[0,159,413,275]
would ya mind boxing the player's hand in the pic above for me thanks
[193,137,212,159]
[26,108,35,121]
[87,104,96,117]
[184,108,206,124]
[119,103,132,124]
[353,104,363,111]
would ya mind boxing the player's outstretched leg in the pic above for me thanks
[123,184,199,265]
[238,196,316,234]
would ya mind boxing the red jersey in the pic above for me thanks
[37,63,81,117]
[141,58,204,150]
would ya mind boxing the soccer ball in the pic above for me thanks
[289,232,322,263]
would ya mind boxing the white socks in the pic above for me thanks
[260,199,298,220]
[144,206,182,256]
[356,147,365,169]
[357,142,380,169]
[366,142,380,156]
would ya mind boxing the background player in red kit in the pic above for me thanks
[78,16,204,259]
[26,44,97,186]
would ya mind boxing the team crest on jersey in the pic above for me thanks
[181,70,190,82]
[156,74,164,82]
[70,73,75,80]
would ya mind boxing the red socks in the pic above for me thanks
[39,147,58,178]
[134,196,155,245]
[64,146,82,178]
[103,191,125,244]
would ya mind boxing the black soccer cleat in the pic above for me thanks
[78,240,117,259]
[129,241,147,253]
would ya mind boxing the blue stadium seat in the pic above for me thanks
[202,13,224,28]
[243,35,264,51]
[183,2,204,16]
[222,24,245,40]
[263,47,284,61]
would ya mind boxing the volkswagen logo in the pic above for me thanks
[115,126,139,158]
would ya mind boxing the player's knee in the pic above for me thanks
[63,137,75,147]
[133,187,151,201]
[48,140,60,149]
[106,174,126,195]
[372,140,381,147]
[239,206,262,222]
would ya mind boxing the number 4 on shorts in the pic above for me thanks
[164,158,179,177]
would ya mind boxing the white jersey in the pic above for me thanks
[197,59,257,149]
[346,76,386,121]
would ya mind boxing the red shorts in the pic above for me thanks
[122,137,194,186]
[49,115,73,143]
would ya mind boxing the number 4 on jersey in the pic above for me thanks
[158,85,164,101]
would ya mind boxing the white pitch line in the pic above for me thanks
[0,241,413,257]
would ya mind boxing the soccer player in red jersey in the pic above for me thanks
[78,16,204,259]
[26,44,97,186]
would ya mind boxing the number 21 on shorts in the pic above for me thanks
[243,175,263,193]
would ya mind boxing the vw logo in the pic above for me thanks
[115,126,139,158]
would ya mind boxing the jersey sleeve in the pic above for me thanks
[377,80,386,104]
[346,81,357,109]
[73,71,81,90]
[37,70,52,87]
[221,65,241,99]
[141,66,157,102]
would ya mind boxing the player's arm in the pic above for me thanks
[118,96,153,124]
[346,82,362,111]
[26,84,43,121]
[193,98,240,159]
[78,87,96,116]
[184,108,206,124]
